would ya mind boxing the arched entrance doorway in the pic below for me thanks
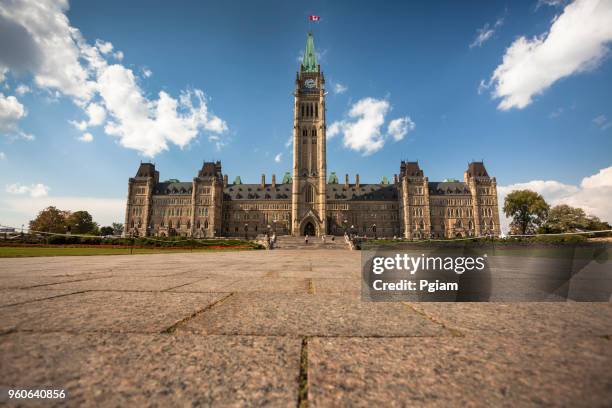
[303,222,315,236]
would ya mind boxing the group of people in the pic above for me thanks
[303,234,336,244]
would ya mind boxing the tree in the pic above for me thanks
[29,206,69,233]
[112,223,124,235]
[543,204,611,233]
[66,211,97,234]
[503,190,549,235]
[100,226,114,236]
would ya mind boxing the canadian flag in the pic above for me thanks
[309,15,320,21]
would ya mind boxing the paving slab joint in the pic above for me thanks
[161,292,235,334]
[297,336,309,408]
[402,302,465,337]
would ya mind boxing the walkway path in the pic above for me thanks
[1,250,611,406]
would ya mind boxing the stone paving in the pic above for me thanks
[0,250,611,407]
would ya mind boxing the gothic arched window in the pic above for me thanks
[305,184,315,204]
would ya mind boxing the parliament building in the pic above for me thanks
[124,33,501,239]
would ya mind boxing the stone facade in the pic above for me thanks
[124,32,501,239]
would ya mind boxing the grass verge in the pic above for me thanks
[0,246,259,258]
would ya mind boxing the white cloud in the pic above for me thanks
[0,195,125,229]
[86,102,106,126]
[333,83,348,94]
[6,183,50,198]
[537,0,569,8]
[274,153,282,163]
[470,18,504,48]
[78,132,93,142]
[387,117,415,141]
[0,0,228,156]
[95,39,114,55]
[487,0,612,110]
[0,92,32,139]
[328,97,414,155]
[99,64,228,156]
[328,98,389,155]
[15,84,30,95]
[285,134,293,148]
[498,166,612,232]
[142,68,152,78]
[0,92,25,132]
[0,152,6,160]
[592,114,612,130]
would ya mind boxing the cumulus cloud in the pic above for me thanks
[0,93,25,132]
[486,0,612,110]
[99,65,227,156]
[333,83,348,94]
[469,18,504,48]
[70,102,107,131]
[6,182,50,198]
[0,92,32,140]
[0,0,228,155]
[387,117,416,141]
[78,132,93,142]
[274,153,282,162]
[498,166,612,232]
[328,97,414,155]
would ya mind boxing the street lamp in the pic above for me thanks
[244,223,248,240]
[343,219,348,235]
[372,223,377,239]
[272,219,277,234]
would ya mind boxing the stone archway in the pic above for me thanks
[303,221,316,236]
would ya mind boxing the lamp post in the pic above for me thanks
[272,219,277,234]
[343,219,348,235]
[372,223,377,239]
[244,223,248,240]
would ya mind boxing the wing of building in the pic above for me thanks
[124,32,501,239]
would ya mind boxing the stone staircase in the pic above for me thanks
[273,235,349,250]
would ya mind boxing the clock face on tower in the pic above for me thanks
[304,79,316,89]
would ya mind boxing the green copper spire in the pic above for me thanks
[301,32,318,72]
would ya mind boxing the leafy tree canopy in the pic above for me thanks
[543,204,611,233]
[503,190,549,235]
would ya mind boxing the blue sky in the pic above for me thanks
[1,0,611,228]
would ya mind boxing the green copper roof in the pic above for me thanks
[301,32,318,72]
[233,176,242,185]
[282,172,292,184]
[328,172,338,184]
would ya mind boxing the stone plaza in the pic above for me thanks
[1,249,611,406]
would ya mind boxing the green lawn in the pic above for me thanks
[0,246,257,258]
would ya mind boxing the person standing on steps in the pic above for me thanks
[305,234,309,245]
[322,235,326,244]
